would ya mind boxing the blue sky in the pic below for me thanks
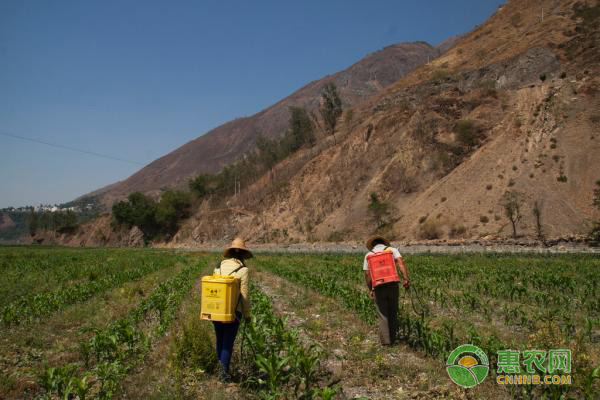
[0,0,505,208]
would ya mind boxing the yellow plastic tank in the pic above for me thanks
[200,275,240,323]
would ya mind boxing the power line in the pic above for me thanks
[0,131,145,166]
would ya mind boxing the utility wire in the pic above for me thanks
[0,131,145,165]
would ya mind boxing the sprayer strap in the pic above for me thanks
[228,265,244,276]
[369,245,389,255]
[217,259,245,276]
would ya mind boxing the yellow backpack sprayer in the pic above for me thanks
[200,264,244,323]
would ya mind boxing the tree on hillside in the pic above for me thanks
[589,179,600,246]
[287,106,316,151]
[368,192,391,228]
[27,208,38,237]
[501,190,524,238]
[55,210,78,234]
[155,190,192,237]
[188,174,213,198]
[594,179,600,210]
[319,82,343,142]
[112,192,158,239]
[532,199,544,241]
[255,135,280,173]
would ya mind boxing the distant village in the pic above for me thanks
[1,203,96,214]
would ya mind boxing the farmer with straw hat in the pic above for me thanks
[363,235,410,345]
[212,237,252,382]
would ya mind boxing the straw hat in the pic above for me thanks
[366,235,390,251]
[223,237,253,259]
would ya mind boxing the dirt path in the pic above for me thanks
[254,268,510,400]
[117,264,241,400]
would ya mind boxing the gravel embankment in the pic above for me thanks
[170,240,600,254]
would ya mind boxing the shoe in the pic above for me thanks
[218,366,231,383]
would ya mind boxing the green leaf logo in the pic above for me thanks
[446,344,489,388]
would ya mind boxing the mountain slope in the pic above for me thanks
[168,0,600,244]
[89,42,447,205]
[64,0,600,247]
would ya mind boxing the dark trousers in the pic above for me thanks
[374,283,399,345]
[213,314,240,373]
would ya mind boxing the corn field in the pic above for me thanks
[0,246,598,399]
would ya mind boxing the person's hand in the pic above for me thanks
[403,279,410,290]
[368,289,374,299]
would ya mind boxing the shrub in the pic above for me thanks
[480,216,489,224]
[557,175,568,182]
[368,193,391,228]
[173,316,217,374]
[539,74,547,82]
[588,180,600,246]
[418,215,428,224]
[441,197,447,202]
[593,179,600,210]
[449,225,467,239]
[431,68,451,82]
[588,223,600,247]
[418,220,442,240]
[455,120,479,147]
[486,184,493,190]
[510,13,522,27]
[326,230,345,243]
[344,109,354,124]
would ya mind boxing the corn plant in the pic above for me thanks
[241,284,335,399]
[1,252,184,325]
[36,260,207,399]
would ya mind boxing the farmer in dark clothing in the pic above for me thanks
[363,236,410,345]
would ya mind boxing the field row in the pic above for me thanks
[253,253,600,399]
[1,248,598,399]
[36,260,206,399]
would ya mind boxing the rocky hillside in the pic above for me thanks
[88,42,447,206]
[168,0,600,244]
[57,0,600,247]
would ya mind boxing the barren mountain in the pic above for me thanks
[89,41,446,205]
[168,0,600,244]
[60,0,600,247]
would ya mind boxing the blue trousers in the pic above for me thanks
[213,314,240,373]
